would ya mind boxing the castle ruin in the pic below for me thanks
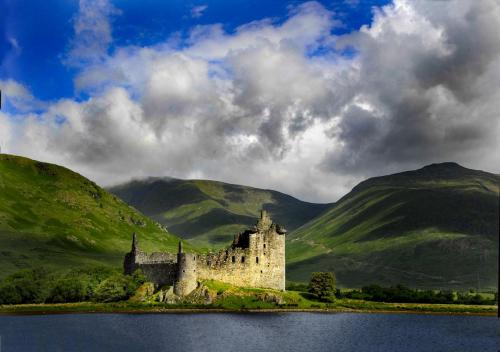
[124,210,286,295]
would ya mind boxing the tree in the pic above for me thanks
[47,278,90,303]
[0,284,22,305]
[0,268,51,304]
[93,272,144,303]
[308,272,336,300]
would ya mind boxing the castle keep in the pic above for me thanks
[124,210,286,295]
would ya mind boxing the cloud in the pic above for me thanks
[321,0,500,176]
[7,36,20,52]
[0,79,45,112]
[2,0,500,202]
[1,5,22,76]
[65,0,120,66]
[191,5,208,18]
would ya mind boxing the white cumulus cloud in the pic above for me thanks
[2,0,500,202]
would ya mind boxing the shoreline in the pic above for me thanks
[0,303,496,317]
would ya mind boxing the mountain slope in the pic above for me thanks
[109,178,331,247]
[287,163,499,290]
[0,154,183,278]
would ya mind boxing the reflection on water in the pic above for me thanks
[0,312,498,351]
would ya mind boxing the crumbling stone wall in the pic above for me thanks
[123,210,286,295]
[195,215,286,290]
[124,234,178,287]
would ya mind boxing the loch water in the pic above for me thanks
[0,312,498,351]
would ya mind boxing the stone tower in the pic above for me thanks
[174,241,198,296]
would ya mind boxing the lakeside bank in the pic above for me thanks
[0,300,496,316]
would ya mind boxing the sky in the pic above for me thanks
[1,0,499,203]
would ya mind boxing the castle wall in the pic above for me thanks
[138,263,177,287]
[123,211,286,295]
[124,250,178,287]
[196,226,285,290]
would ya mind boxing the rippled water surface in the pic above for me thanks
[0,312,498,351]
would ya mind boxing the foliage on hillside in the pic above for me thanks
[0,272,495,316]
[0,154,184,277]
[287,163,499,290]
[0,267,145,304]
[109,177,331,247]
[338,284,496,305]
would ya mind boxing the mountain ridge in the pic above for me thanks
[1,153,497,290]
[109,177,332,247]
[286,162,499,289]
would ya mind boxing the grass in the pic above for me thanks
[0,277,495,315]
[109,177,331,247]
[0,154,188,279]
[1,154,498,293]
[0,294,496,316]
[287,163,499,290]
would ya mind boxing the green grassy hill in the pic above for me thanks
[0,154,183,278]
[287,163,499,290]
[109,178,331,248]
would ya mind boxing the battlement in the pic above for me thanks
[123,211,286,295]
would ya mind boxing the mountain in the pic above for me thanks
[109,178,331,248]
[287,162,499,290]
[0,154,183,278]
[5,154,496,291]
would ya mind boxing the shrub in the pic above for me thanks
[351,284,494,305]
[0,268,51,304]
[0,267,145,305]
[93,272,143,303]
[0,284,22,305]
[47,277,91,303]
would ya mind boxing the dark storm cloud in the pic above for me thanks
[322,0,500,176]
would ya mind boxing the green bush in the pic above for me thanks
[47,278,90,303]
[308,272,336,301]
[0,268,51,304]
[343,284,496,305]
[93,271,144,303]
[68,266,117,298]
[0,266,130,305]
[0,284,22,304]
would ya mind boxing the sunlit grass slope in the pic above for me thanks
[109,178,331,248]
[0,154,184,278]
[287,163,499,290]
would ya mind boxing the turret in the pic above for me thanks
[174,241,197,296]
[124,232,139,275]
[131,232,139,253]
[256,209,272,231]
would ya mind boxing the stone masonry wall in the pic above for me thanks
[195,211,285,290]
[195,228,285,290]
[124,248,178,287]
[123,211,286,294]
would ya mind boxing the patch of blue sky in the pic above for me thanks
[1,0,391,104]
[54,114,67,125]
